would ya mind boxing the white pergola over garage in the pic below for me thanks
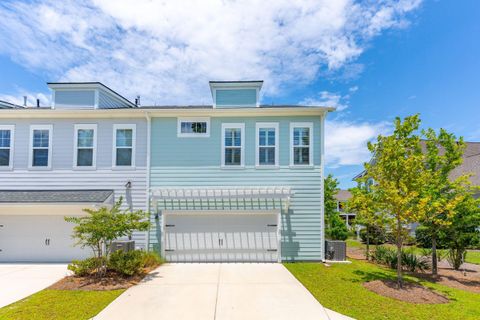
[150,187,293,263]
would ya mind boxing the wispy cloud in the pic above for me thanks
[0,91,50,107]
[325,120,391,167]
[300,86,359,110]
[0,0,422,104]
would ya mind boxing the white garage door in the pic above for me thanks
[0,215,91,262]
[164,214,279,262]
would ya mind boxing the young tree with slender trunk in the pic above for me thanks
[418,128,467,276]
[366,115,427,288]
[324,174,349,240]
[348,178,386,261]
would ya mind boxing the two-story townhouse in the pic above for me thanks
[146,81,334,262]
[0,80,333,263]
[0,83,149,262]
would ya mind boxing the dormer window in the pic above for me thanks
[209,81,263,108]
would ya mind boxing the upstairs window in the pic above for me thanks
[0,125,14,169]
[177,118,210,137]
[113,124,136,167]
[256,123,278,167]
[74,124,97,168]
[290,123,313,166]
[222,123,244,167]
[30,125,52,169]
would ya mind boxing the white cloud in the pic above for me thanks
[0,0,422,104]
[325,120,391,167]
[301,91,348,110]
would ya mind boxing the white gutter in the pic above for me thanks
[144,111,152,251]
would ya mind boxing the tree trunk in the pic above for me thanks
[396,217,403,288]
[366,229,370,261]
[431,234,438,276]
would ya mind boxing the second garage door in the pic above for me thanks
[0,215,91,262]
[164,213,279,262]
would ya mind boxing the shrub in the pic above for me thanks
[68,257,105,277]
[360,225,386,245]
[141,251,164,268]
[372,246,430,272]
[108,250,145,276]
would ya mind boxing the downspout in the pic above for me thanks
[320,112,326,262]
[145,111,152,251]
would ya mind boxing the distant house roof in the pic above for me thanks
[0,190,114,203]
[0,100,22,109]
[353,141,480,187]
[335,190,352,202]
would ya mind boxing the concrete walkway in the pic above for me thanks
[0,264,68,308]
[95,263,352,320]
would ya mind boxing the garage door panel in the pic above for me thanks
[0,215,91,262]
[164,213,278,263]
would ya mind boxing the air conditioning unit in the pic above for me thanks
[325,240,347,261]
[110,240,135,253]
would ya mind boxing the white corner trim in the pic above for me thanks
[289,122,314,167]
[255,122,279,167]
[177,117,210,138]
[221,123,245,168]
[73,124,97,169]
[112,124,136,168]
[28,124,53,170]
[0,125,14,170]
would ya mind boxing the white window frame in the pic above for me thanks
[177,117,210,138]
[73,124,97,169]
[29,124,53,170]
[112,124,136,168]
[290,122,313,167]
[255,122,279,168]
[0,125,14,170]
[221,123,245,168]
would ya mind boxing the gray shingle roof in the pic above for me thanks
[0,190,114,203]
[335,190,352,202]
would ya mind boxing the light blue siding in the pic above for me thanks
[151,117,321,167]
[216,89,257,107]
[98,91,130,109]
[149,115,324,261]
[54,90,95,109]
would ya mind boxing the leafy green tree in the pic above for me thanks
[324,174,348,240]
[366,115,427,288]
[443,193,480,270]
[348,178,388,260]
[418,128,467,275]
[65,197,150,276]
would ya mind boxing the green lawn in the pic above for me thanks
[285,260,480,320]
[465,250,480,264]
[0,289,124,320]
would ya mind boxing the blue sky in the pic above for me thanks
[0,0,478,188]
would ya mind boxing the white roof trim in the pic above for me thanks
[151,187,293,200]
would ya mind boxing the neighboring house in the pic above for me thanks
[335,189,355,228]
[0,80,333,263]
[0,82,149,262]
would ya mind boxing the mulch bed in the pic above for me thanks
[49,266,159,291]
[348,245,480,294]
[363,280,449,304]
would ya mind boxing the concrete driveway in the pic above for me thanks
[95,263,351,320]
[0,264,68,308]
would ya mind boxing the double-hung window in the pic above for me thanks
[177,118,210,137]
[256,123,278,167]
[0,125,14,169]
[29,125,52,169]
[113,124,136,167]
[222,123,244,167]
[74,124,97,168]
[290,123,313,166]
